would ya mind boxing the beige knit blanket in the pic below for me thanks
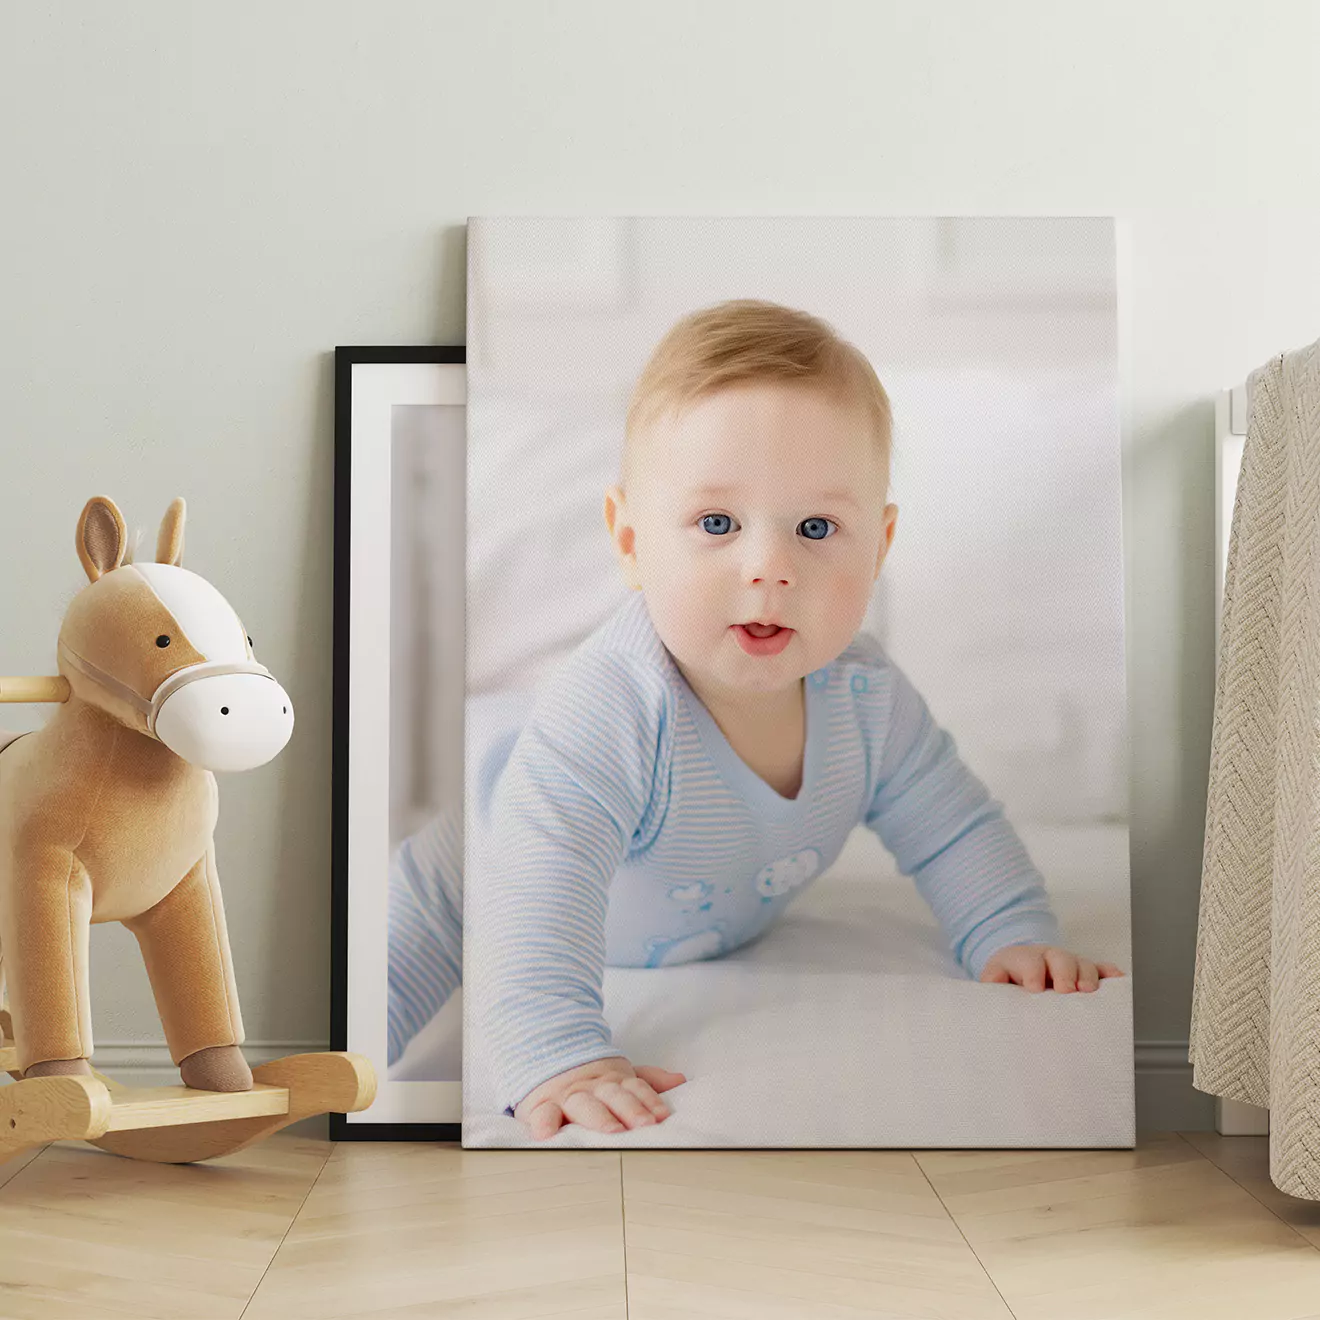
[1190,334,1320,1199]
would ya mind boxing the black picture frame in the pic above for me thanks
[330,345,465,1142]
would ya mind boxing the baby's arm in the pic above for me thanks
[466,649,683,1133]
[863,657,1065,981]
[387,804,464,1067]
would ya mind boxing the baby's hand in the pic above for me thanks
[513,1056,687,1140]
[979,943,1125,993]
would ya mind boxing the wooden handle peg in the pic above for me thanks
[0,676,71,703]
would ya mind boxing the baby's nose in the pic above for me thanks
[747,547,794,587]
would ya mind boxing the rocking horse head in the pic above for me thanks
[57,495,294,772]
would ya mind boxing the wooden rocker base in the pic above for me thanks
[0,1011,376,1167]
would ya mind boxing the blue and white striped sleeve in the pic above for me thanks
[863,657,1062,981]
[387,803,464,1067]
[465,649,669,1113]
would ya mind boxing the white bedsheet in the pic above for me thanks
[396,821,1133,1148]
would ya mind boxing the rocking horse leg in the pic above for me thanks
[122,845,251,1090]
[0,846,96,1076]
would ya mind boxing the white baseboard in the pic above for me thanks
[1130,1042,1270,1135]
[1134,1040,1269,1134]
[91,1040,1192,1080]
[1134,1040,1192,1072]
[3,1039,1243,1135]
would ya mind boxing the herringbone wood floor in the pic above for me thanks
[2,1131,1320,1318]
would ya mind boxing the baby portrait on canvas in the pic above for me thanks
[464,297,1123,1139]
[388,218,1134,1152]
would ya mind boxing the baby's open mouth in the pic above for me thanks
[732,621,795,657]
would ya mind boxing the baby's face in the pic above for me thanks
[606,379,897,701]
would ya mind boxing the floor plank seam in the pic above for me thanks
[912,1152,1022,1320]
[618,1152,631,1319]
[236,1135,338,1319]
[0,1139,52,1194]
[1172,1130,1320,1255]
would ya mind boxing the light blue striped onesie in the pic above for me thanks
[389,592,1063,1112]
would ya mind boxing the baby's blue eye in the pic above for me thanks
[799,517,836,540]
[700,513,736,535]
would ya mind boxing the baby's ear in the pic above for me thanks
[603,486,627,541]
[873,502,899,579]
[603,486,642,590]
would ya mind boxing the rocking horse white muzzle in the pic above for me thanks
[151,661,294,772]
[57,646,295,773]
[133,559,295,772]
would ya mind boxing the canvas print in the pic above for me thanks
[390,216,1134,1149]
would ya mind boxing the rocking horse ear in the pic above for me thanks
[156,496,186,567]
[76,496,127,582]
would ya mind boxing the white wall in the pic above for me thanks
[2,0,1317,1126]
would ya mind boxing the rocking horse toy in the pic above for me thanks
[0,495,374,1165]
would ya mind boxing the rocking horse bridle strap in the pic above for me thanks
[57,645,275,738]
[147,660,277,735]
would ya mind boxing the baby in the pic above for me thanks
[389,298,1125,1140]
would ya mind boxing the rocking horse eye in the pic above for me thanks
[156,635,171,648]
[247,635,253,647]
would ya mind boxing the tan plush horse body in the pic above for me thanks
[0,496,293,1091]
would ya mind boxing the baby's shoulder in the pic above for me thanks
[535,603,676,728]
[814,631,924,735]
[818,629,899,689]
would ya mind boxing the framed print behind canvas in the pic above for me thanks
[332,346,465,1140]
[405,215,1131,1149]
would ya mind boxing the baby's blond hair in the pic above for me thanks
[623,299,892,490]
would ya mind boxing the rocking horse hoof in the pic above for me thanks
[22,1058,95,1079]
[179,1044,253,1092]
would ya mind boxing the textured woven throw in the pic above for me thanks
[1190,335,1320,1199]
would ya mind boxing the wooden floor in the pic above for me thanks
[3,1131,1320,1318]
